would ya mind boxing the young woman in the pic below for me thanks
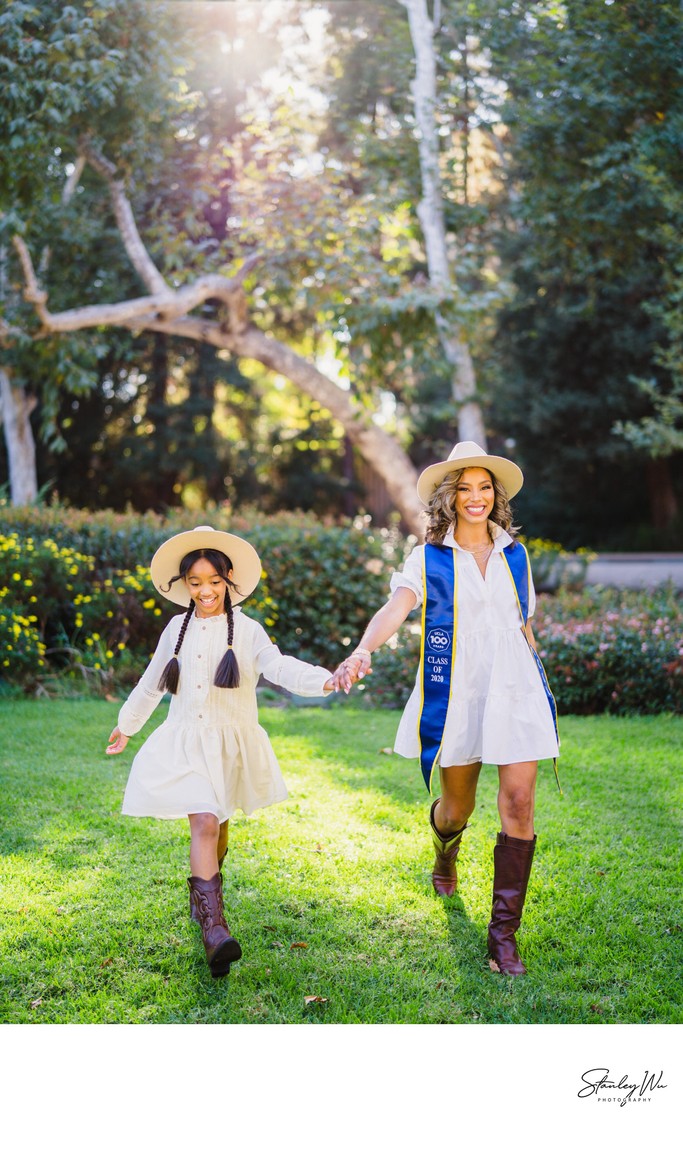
[333,442,559,976]
[106,525,334,978]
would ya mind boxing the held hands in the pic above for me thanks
[106,727,129,755]
[331,649,372,694]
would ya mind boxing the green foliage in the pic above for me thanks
[534,584,683,716]
[0,600,46,686]
[487,0,683,547]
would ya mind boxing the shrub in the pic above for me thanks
[0,505,408,692]
[0,598,47,688]
[4,505,677,715]
[534,585,683,715]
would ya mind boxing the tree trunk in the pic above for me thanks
[0,368,38,504]
[402,0,487,447]
[646,456,679,532]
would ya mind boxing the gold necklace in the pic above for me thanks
[456,538,493,557]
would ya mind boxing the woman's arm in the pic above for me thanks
[333,587,417,692]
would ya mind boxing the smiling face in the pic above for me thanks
[184,557,231,618]
[454,467,495,526]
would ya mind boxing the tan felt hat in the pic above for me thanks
[416,441,524,506]
[150,525,262,607]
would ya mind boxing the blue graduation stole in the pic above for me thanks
[418,541,561,794]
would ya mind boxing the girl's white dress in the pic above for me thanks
[118,608,331,820]
[390,525,559,767]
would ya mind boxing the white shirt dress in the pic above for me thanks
[390,526,559,768]
[118,608,331,820]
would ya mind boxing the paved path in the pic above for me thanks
[586,553,683,590]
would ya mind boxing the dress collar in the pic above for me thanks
[442,523,513,552]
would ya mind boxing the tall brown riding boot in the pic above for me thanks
[188,872,242,978]
[190,846,228,922]
[487,832,536,976]
[430,799,468,896]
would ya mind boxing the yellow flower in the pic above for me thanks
[142,599,155,609]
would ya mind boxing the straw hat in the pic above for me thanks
[416,441,524,506]
[150,526,262,607]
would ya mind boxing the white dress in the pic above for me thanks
[118,607,331,820]
[391,526,559,767]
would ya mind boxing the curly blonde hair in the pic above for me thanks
[425,467,519,544]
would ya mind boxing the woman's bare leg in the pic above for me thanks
[497,761,537,838]
[434,761,482,834]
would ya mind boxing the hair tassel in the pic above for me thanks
[158,655,180,694]
[214,599,240,688]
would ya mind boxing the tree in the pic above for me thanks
[486,0,683,546]
[0,0,426,531]
[401,0,486,445]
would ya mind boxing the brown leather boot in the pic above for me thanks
[430,799,468,896]
[487,832,536,976]
[188,873,242,978]
[190,847,227,923]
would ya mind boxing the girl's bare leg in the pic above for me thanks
[188,812,221,878]
[217,819,229,866]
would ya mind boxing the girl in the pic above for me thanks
[106,525,334,978]
[333,442,560,977]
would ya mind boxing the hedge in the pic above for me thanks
[2,504,679,715]
[0,504,405,693]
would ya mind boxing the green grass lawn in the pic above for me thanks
[0,699,681,1024]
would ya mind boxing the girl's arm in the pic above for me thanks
[333,586,417,692]
[106,618,179,752]
[252,625,334,697]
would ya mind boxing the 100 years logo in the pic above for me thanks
[427,628,450,652]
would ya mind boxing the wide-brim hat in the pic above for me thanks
[150,525,262,607]
[416,441,524,505]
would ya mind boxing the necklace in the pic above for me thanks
[456,538,493,557]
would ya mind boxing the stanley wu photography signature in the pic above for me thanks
[578,1068,668,1107]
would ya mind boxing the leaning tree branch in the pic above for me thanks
[11,235,258,334]
[7,160,426,534]
[82,145,173,297]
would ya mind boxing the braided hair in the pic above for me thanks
[157,548,241,693]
